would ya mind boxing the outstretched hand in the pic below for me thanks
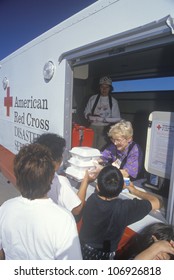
[83,169,97,183]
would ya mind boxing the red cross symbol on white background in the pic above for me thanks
[156,124,161,130]
[4,87,13,117]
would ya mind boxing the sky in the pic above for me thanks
[0,0,97,60]
[0,0,173,91]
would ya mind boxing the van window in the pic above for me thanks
[113,77,174,92]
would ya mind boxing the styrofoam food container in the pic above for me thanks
[68,157,96,167]
[69,146,101,160]
[89,116,103,122]
[65,166,95,181]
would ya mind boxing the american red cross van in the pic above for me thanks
[0,0,174,227]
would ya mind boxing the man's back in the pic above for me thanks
[0,196,82,260]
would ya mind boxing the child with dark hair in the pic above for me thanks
[34,133,66,162]
[79,165,161,260]
[97,165,124,198]
[0,143,82,260]
[118,222,174,260]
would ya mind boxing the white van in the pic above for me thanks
[0,0,174,229]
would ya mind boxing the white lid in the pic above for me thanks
[68,157,95,167]
[69,146,101,158]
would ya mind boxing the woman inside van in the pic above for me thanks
[99,119,144,180]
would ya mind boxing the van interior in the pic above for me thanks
[70,36,174,218]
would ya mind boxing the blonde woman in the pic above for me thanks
[101,120,143,180]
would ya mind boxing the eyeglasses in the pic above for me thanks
[112,138,126,144]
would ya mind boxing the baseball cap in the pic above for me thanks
[99,76,112,86]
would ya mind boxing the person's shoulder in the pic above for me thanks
[58,175,70,184]
[88,94,98,100]
[57,175,77,195]
[131,141,141,148]
[86,192,97,202]
[51,174,71,193]
[102,142,115,152]
[131,142,143,154]
[0,196,21,208]
[50,198,74,217]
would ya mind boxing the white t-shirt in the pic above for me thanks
[0,196,82,260]
[84,94,120,126]
[48,173,81,211]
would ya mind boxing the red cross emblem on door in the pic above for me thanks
[156,124,161,130]
[4,87,13,117]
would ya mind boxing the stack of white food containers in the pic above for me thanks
[65,146,101,181]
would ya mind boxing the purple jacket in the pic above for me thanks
[101,141,143,179]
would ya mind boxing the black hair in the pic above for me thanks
[33,133,66,162]
[97,165,124,198]
[117,222,174,260]
[139,222,174,244]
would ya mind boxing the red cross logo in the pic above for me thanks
[4,87,13,117]
[156,124,161,130]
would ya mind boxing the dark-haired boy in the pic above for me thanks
[80,165,161,260]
